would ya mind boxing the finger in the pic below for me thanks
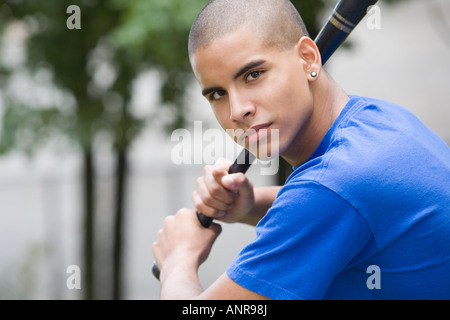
[203,158,231,183]
[215,157,233,170]
[192,190,227,218]
[212,167,229,185]
[209,222,223,238]
[196,176,234,210]
[211,158,232,182]
[201,168,237,205]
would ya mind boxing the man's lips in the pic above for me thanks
[239,122,273,144]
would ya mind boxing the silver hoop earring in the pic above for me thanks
[311,71,318,78]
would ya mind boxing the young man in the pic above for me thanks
[152,0,450,299]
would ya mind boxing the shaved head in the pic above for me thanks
[188,0,309,58]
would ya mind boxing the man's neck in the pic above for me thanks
[282,73,349,167]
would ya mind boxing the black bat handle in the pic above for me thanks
[152,149,256,280]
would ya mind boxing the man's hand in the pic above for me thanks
[152,208,222,283]
[192,158,255,224]
[152,208,269,300]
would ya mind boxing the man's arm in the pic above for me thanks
[198,273,271,300]
[239,186,281,226]
[154,209,271,300]
[161,272,270,300]
[160,265,270,300]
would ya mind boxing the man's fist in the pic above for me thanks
[152,208,222,276]
[192,158,255,224]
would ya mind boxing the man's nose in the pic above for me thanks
[229,91,256,122]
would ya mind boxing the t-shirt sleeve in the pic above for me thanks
[226,180,373,300]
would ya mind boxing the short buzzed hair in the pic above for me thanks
[188,0,310,58]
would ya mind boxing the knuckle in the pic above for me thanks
[192,191,199,203]
[203,194,214,206]
[163,215,174,226]
[215,157,231,167]
[193,202,202,213]
[234,172,245,183]
[212,167,226,179]
[176,208,193,217]
[194,199,208,214]
[202,206,217,217]
[193,198,203,211]
[209,184,222,197]
[203,165,212,175]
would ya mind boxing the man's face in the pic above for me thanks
[191,27,314,160]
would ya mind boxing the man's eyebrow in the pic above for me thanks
[201,60,266,97]
[202,86,222,97]
[233,60,266,80]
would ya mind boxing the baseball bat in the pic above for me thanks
[152,0,378,281]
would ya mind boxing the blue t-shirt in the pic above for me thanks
[226,96,450,299]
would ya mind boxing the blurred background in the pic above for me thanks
[0,0,448,300]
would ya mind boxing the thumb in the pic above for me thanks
[221,173,253,195]
[209,222,223,237]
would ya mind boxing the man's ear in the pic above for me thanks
[295,36,322,80]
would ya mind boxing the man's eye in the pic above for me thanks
[212,90,226,101]
[246,71,262,82]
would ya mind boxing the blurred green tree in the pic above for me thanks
[0,0,403,299]
[0,0,211,300]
